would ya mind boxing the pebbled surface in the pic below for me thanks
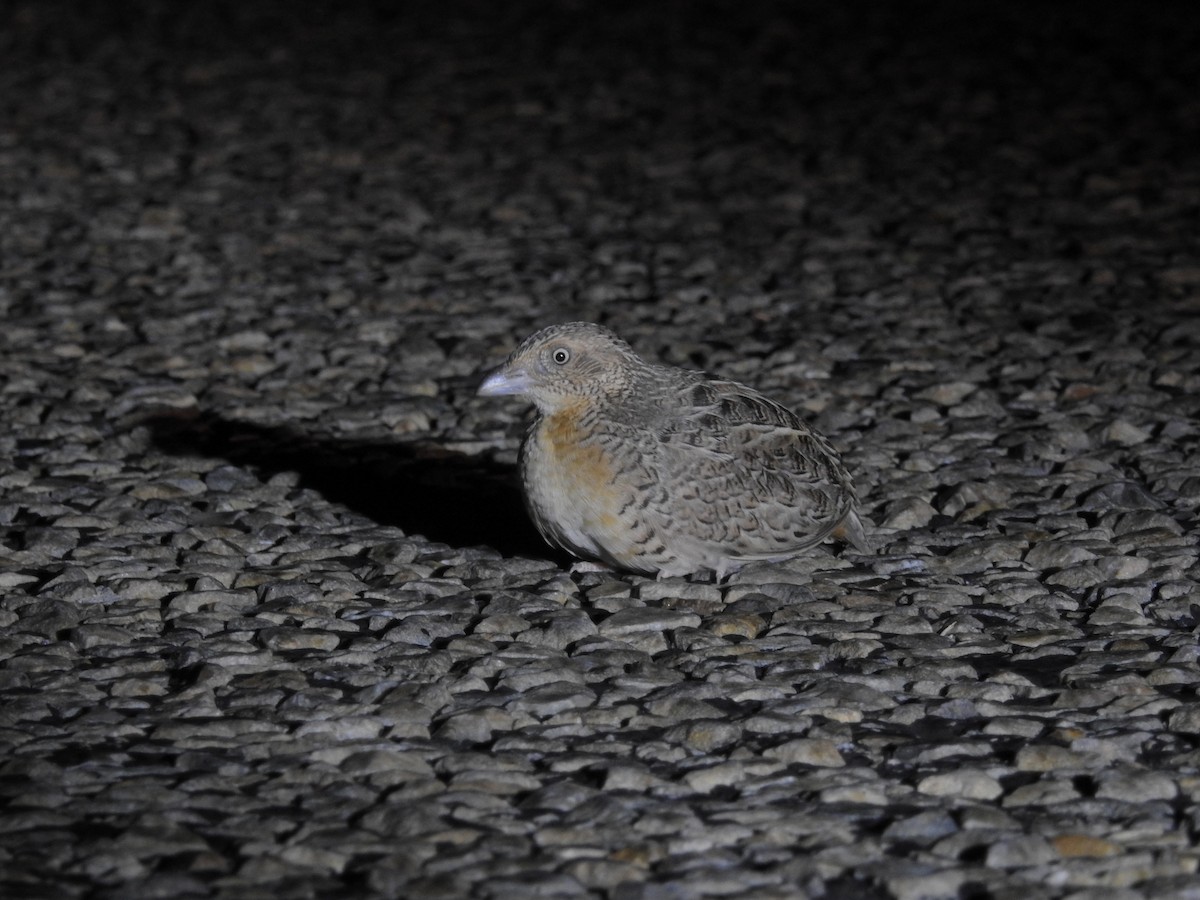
[1,1,1199,898]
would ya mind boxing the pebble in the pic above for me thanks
[763,738,846,768]
[986,834,1059,868]
[1016,745,1091,772]
[1167,706,1200,735]
[882,497,937,530]
[883,811,959,844]
[884,869,969,900]
[1095,769,1179,803]
[917,770,1004,801]
[1052,834,1122,859]
[599,607,704,635]
[1003,778,1082,807]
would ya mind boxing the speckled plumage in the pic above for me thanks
[479,322,870,579]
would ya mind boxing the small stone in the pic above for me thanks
[1095,769,1178,803]
[1047,565,1108,589]
[605,764,661,791]
[884,869,969,900]
[708,613,764,639]
[518,609,598,648]
[205,465,262,492]
[0,572,38,589]
[1161,265,1200,285]
[473,613,530,636]
[1003,779,1081,807]
[883,811,959,844]
[917,381,976,405]
[663,720,743,752]
[564,859,648,890]
[683,761,765,792]
[819,783,888,805]
[917,770,1002,800]
[1088,598,1150,626]
[599,607,703,635]
[259,628,341,652]
[1168,705,1200,734]
[449,769,542,794]
[1024,541,1097,569]
[764,738,845,767]
[1078,481,1162,512]
[637,580,723,604]
[507,682,595,717]
[110,677,168,697]
[986,834,1058,868]
[296,716,387,741]
[130,478,207,499]
[1015,745,1088,772]
[1103,420,1151,446]
[1052,834,1121,858]
[434,708,513,743]
[882,497,936,530]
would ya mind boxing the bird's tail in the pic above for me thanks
[832,507,872,553]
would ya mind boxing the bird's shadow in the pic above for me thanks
[145,409,570,564]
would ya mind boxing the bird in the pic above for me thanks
[478,322,870,580]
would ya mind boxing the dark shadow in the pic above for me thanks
[145,409,571,563]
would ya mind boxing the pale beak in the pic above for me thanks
[478,367,532,397]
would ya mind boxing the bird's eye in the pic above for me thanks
[552,348,571,365]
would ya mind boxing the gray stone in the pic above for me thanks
[884,869,970,900]
[599,607,703,635]
[883,811,959,844]
[917,770,1003,801]
[1168,705,1200,734]
[1095,769,1179,803]
[763,738,846,768]
[985,834,1059,868]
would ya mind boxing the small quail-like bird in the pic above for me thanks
[479,322,870,579]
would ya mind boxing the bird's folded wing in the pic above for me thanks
[661,379,844,481]
[657,379,863,545]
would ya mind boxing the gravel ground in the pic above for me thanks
[2,1,1199,898]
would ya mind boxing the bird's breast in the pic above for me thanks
[523,404,625,552]
[539,405,618,490]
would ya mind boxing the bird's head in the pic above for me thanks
[478,322,642,414]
